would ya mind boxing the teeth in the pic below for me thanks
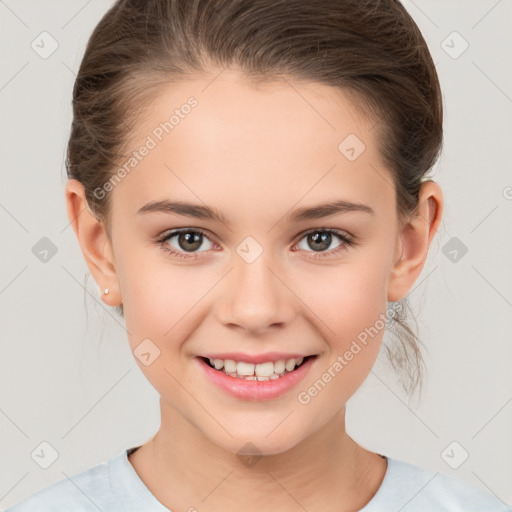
[205,356,309,380]
[237,361,255,376]
[224,359,237,373]
[285,358,296,372]
[255,361,275,377]
[273,360,285,374]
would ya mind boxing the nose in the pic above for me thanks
[216,251,296,335]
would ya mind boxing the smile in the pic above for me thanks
[201,356,312,381]
[196,354,318,401]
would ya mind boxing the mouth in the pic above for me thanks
[195,353,318,401]
[198,355,316,381]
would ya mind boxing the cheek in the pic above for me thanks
[290,258,389,402]
[116,257,195,400]
[114,244,172,344]
[118,251,212,358]
[295,256,389,339]
[294,266,388,415]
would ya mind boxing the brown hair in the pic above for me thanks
[66,0,443,399]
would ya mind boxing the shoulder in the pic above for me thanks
[4,454,117,512]
[367,456,512,512]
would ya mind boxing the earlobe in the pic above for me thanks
[64,179,121,306]
[387,181,443,302]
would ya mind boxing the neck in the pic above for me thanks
[128,398,386,512]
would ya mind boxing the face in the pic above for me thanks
[103,69,403,455]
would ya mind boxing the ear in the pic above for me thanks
[65,179,121,306]
[387,180,444,302]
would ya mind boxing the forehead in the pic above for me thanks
[111,69,395,223]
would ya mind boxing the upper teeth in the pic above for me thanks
[208,357,304,377]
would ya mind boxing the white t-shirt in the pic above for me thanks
[4,446,511,511]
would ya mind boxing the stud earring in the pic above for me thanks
[104,288,110,295]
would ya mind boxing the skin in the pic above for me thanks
[65,67,443,512]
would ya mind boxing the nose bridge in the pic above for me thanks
[217,245,294,332]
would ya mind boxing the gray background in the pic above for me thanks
[1,0,511,508]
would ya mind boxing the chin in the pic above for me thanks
[205,427,305,459]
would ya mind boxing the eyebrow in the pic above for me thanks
[136,199,374,225]
[286,200,375,221]
[137,200,229,224]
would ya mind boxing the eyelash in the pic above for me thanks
[157,227,355,261]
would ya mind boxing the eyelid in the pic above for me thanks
[158,227,351,244]
[158,227,217,245]
[294,226,353,243]
[292,227,355,254]
[157,226,355,260]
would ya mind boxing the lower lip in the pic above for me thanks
[195,356,316,401]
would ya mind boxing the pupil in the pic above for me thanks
[309,232,331,252]
[179,232,202,252]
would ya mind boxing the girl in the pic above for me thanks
[6,0,511,510]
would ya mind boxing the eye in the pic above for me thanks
[294,228,355,259]
[157,227,355,261]
[157,228,215,260]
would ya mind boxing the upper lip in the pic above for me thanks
[200,352,316,364]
